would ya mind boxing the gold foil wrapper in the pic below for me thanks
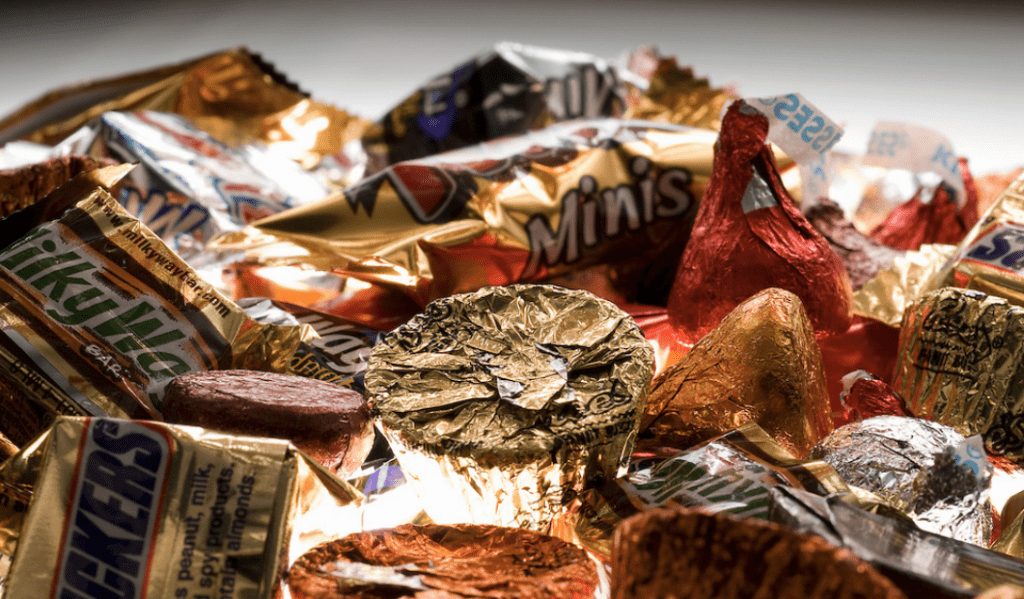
[622,56,732,131]
[642,287,832,457]
[2,417,362,599]
[366,284,654,531]
[0,166,313,437]
[894,287,1024,461]
[852,243,957,327]
[0,481,30,595]
[927,171,1024,305]
[0,48,370,171]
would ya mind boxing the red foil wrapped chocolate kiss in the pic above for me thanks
[668,100,853,344]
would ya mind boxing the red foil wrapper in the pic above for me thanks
[835,370,912,426]
[667,101,852,344]
[817,316,902,425]
[870,157,980,251]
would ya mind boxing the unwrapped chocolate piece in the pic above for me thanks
[805,197,905,290]
[667,100,853,343]
[642,287,832,457]
[366,284,653,530]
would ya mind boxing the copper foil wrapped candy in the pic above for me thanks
[642,288,832,457]
[366,284,654,531]
[611,506,907,599]
[893,287,1024,460]
[667,100,853,343]
[287,524,598,599]
[810,415,993,545]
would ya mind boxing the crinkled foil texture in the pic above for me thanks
[811,415,992,545]
[852,243,957,327]
[288,523,597,599]
[643,288,831,457]
[895,288,1024,460]
[366,284,654,530]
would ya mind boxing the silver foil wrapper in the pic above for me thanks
[810,415,993,546]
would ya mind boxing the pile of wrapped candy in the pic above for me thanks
[1,43,1024,599]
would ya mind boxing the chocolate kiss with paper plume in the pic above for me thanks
[667,100,852,344]
[641,288,833,458]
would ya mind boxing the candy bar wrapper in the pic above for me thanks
[852,242,958,327]
[2,417,363,599]
[667,100,852,343]
[225,262,348,308]
[770,487,1024,598]
[214,119,759,306]
[893,288,1024,460]
[54,111,330,272]
[236,297,381,394]
[553,423,848,564]
[363,42,647,170]
[0,48,370,172]
[928,170,1024,305]
[0,155,116,217]
[0,166,313,444]
[642,288,832,457]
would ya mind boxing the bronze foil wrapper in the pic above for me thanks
[810,415,993,545]
[894,288,1024,461]
[611,506,907,599]
[2,416,363,599]
[366,284,654,531]
[0,155,115,217]
[642,287,832,457]
[287,523,598,599]
[620,53,732,131]
[0,480,30,595]
[0,47,370,171]
[0,166,313,443]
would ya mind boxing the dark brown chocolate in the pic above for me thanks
[0,155,114,217]
[612,507,907,599]
[805,198,905,290]
[287,523,598,599]
[162,369,374,477]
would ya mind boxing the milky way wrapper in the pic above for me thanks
[893,287,1024,461]
[0,47,370,171]
[2,417,362,599]
[642,288,832,457]
[213,119,748,307]
[0,166,312,445]
[928,171,1024,306]
[552,422,847,564]
[366,284,654,532]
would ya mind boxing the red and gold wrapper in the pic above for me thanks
[0,166,312,444]
[214,119,744,306]
[2,417,363,599]
[642,287,832,457]
[893,287,1024,461]
[0,48,370,172]
[667,101,852,343]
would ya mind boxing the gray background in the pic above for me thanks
[2,0,1022,173]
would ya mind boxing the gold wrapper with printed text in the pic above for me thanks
[367,284,654,532]
[2,417,362,599]
[894,288,1024,461]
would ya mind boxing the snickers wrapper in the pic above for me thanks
[2,417,362,599]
